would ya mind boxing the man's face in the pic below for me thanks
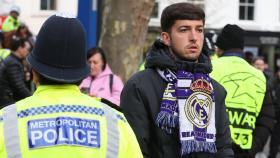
[161,20,204,61]
[10,11,19,19]
[18,42,31,58]
[253,59,266,72]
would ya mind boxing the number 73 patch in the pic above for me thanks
[230,126,253,149]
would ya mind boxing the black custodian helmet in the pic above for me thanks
[27,13,90,82]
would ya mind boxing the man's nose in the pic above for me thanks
[189,30,197,43]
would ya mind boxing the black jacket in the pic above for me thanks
[121,40,234,158]
[0,53,31,108]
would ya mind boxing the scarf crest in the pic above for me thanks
[156,68,217,155]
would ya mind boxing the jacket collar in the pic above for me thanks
[221,50,245,59]
[34,85,80,95]
[145,39,212,73]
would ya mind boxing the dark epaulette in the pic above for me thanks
[101,98,122,112]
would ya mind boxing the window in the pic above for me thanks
[40,0,56,10]
[187,0,205,10]
[151,2,159,18]
[239,0,254,20]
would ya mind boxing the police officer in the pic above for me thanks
[2,5,21,33]
[210,24,275,158]
[0,14,143,158]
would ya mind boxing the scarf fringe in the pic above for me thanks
[156,111,178,134]
[181,140,217,155]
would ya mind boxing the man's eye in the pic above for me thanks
[197,29,204,33]
[180,29,188,32]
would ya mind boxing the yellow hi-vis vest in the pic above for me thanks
[0,49,11,61]
[210,56,266,149]
[138,61,145,71]
[0,85,143,158]
[2,16,20,32]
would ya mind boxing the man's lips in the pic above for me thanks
[187,45,199,52]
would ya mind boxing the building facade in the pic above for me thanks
[1,0,280,72]
[0,0,77,34]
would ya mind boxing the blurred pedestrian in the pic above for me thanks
[15,24,35,90]
[204,31,218,60]
[269,70,280,158]
[210,24,275,158]
[244,51,254,64]
[15,24,35,50]
[0,31,11,62]
[79,47,124,106]
[2,5,21,49]
[121,3,233,158]
[0,36,31,108]
[253,56,274,85]
[2,5,20,32]
[0,14,142,158]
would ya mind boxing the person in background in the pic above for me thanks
[2,5,21,49]
[15,24,35,90]
[204,31,218,60]
[121,3,233,158]
[2,5,20,33]
[252,56,274,84]
[80,47,124,106]
[244,51,254,64]
[15,24,35,51]
[210,24,275,158]
[0,37,31,108]
[252,56,277,158]
[0,31,11,62]
[269,70,280,158]
[0,14,143,158]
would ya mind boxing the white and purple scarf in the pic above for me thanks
[156,68,217,155]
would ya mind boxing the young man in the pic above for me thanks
[121,3,233,158]
[0,14,142,158]
[0,37,31,108]
[210,24,275,158]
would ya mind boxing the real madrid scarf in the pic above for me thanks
[156,68,217,155]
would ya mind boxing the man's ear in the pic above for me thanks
[216,48,224,57]
[161,32,171,46]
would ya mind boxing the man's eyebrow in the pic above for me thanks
[178,25,191,28]
[178,25,204,28]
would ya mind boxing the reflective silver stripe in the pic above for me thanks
[102,103,120,158]
[3,104,22,158]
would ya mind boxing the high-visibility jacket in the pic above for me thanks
[0,49,11,61]
[138,62,145,71]
[2,15,20,32]
[210,56,266,149]
[0,85,143,158]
